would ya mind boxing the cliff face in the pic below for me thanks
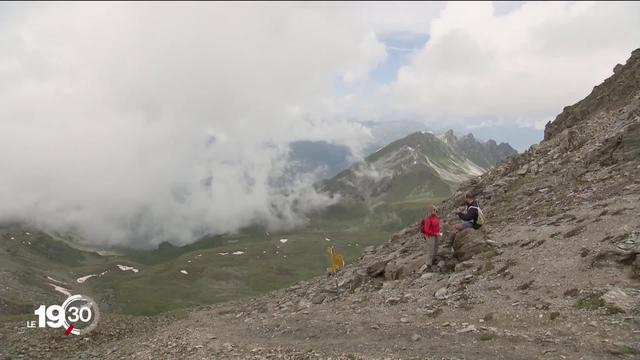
[544,49,640,141]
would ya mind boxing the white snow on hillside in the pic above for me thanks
[117,264,139,273]
[49,283,71,297]
[47,276,66,285]
[77,270,108,283]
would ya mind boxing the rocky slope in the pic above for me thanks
[2,50,640,359]
[320,130,516,204]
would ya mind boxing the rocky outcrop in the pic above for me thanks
[451,229,495,261]
[544,49,640,141]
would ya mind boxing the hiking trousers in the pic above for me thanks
[425,235,438,265]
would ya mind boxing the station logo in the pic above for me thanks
[27,294,100,336]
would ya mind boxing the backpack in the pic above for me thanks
[469,205,486,226]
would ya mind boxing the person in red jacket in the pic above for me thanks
[420,205,441,269]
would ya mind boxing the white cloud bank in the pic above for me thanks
[0,2,638,247]
[0,3,388,247]
[383,1,640,128]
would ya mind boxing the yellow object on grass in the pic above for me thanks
[326,246,344,273]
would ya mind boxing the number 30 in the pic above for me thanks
[68,306,92,322]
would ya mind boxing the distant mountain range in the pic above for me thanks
[318,130,517,204]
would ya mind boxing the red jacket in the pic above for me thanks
[421,214,440,237]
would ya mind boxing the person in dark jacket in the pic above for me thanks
[454,192,482,231]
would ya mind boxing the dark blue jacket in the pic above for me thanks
[457,200,480,228]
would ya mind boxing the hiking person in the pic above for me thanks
[420,205,441,269]
[453,192,484,231]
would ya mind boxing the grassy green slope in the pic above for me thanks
[1,192,444,317]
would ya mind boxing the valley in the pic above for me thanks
[1,128,511,317]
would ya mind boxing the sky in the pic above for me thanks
[1,1,639,247]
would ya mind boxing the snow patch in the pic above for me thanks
[325,238,331,242]
[77,274,97,284]
[49,283,71,297]
[47,276,66,285]
[218,252,228,256]
[116,264,139,273]
[180,270,188,275]
[425,157,485,183]
[232,251,245,255]
[279,239,288,244]
[76,270,108,284]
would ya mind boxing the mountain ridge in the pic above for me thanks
[320,129,517,204]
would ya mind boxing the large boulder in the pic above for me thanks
[366,260,389,277]
[452,229,493,261]
[602,287,636,313]
[383,253,425,280]
[336,268,367,291]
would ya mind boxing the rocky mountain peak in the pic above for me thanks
[320,130,516,204]
[544,48,640,141]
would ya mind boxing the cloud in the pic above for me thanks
[350,1,446,34]
[0,3,385,247]
[1,2,638,247]
[381,1,640,127]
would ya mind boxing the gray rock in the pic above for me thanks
[457,324,477,333]
[411,334,422,342]
[337,269,365,290]
[613,63,623,74]
[454,260,475,272]
[367,260,388,277]
[516,164,529,176]
[434,287,448,300]
[385,297,401,305]
[452,229,492,261]
[494,179,508,187]
[383,253,424,280]
[579,247,591,257]
[310,293,326,305]
[602,288,635,313]
[420,272,435,280]
[606,342,639,355]
[517,280,535,291]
